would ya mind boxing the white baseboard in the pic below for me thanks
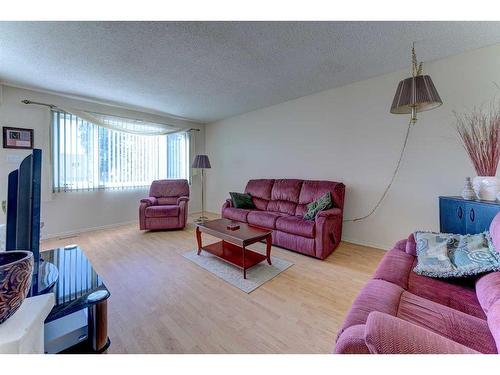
[41,220,137,241]
[341,236,391,251]
[41,209,207,241]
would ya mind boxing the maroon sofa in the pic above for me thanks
[335,213,500,354]
[139,179,190,230]
[221,179,345,259]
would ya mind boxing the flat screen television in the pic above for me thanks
[6,148,42,273]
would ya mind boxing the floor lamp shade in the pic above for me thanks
[390,75,442,116]
[192,154,211,169]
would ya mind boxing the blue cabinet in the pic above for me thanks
[439,196,500,234]
[439,197,465,234]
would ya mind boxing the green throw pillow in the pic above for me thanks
[303,192,333,220]
[414,231,500,278]
[230,192,256,209]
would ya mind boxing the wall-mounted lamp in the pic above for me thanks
[390,43,443,124]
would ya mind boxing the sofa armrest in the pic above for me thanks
[221,198,233,218]
[315,207,342,219]
[177,196,190,205]
[177,197,189,227]
[140,197,157,207]
[335,324,370,354]
[406,233,417,256]
[139,197,157,230]
[365,312,479,354]
[393,238,407,252]
[222,198,233,210]
[314,208,343,259]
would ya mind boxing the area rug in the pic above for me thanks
[183,250,293,293]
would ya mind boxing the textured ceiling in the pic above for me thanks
[2,21,500,123]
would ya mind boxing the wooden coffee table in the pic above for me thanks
[195,218,273,279]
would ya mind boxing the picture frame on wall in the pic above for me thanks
[2,126,34,149]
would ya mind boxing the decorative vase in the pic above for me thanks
[0,251,33,324]
[461,177,477,200]
[473,176,500,201]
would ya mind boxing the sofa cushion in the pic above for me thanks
[276,216,315,238]
[267,200,297,215]
[245,179,274,200]
[247,211,285,229]
[149,179,189,198]
[295,204,308,217]
[145,205,179,218]
[251,197,269,211]
[223,207,252,222]
[397,291,497,353]
[157,197,178,205]
[407,267,485,319]
[271,179,303,202]
[298,180,345,209]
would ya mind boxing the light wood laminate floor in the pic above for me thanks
[42,213,385,353]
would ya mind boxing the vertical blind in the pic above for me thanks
[52,111,190,192]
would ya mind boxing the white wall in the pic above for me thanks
[0,85,205,238]
[205,44,500,250]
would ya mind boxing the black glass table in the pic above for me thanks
[30,245,110,353]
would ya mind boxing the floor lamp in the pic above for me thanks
[192,154,211,223]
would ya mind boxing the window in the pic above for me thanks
[52,111,189,192]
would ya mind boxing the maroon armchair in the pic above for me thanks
[139,179,190,230]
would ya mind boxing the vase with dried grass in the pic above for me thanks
[455,103,500,201]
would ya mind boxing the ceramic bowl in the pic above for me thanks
[0,251,34,324]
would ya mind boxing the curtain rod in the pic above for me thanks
[22,99,57,108]
[21,99,200,132]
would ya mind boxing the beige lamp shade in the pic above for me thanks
[390,75,442,115]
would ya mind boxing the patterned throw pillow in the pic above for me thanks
[303,192,333,220]
[414,231,500,278]
[229,192,256,209]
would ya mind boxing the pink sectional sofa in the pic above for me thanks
[221,179,345,259]
[335,213,500,354]
[139,179,190,230]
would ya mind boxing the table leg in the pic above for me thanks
[88,299,109,352]
[266,235,272,265]
[196,227,202,255]
[242,246,246,279]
